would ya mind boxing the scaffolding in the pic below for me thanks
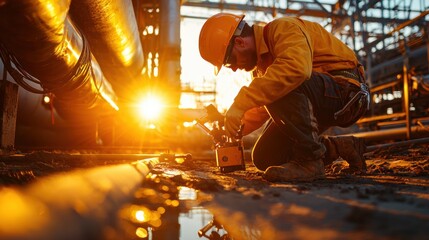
[135,0,429,139]
[180,0,429,139]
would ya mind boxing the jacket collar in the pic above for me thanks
[253,24,273,75]
[253,24,270,61]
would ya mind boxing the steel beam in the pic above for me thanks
[181,1,336,19]
[359,10,429,53]
[181,0,415,24]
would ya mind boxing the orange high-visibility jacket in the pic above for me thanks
[238,17,362,135]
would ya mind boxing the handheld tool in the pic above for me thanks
[196,104,245,173]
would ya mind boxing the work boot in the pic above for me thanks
[321,136,367,174]
[263,159,325,182]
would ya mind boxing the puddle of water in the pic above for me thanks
[178,187,229,240]
[116,176,230,240]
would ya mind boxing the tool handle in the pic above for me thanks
[234,124,244,139]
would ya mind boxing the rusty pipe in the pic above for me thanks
[0,0,118,119]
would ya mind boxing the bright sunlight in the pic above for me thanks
[137,94,164,121]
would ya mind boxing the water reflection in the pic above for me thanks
[117,174,231,240]
[178,186,197,200]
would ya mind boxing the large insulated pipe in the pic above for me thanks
[0,0,118,120]
[69,0,145,99]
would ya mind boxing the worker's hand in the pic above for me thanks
[225,103,245,138]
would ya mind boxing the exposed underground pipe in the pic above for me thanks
[0,157,159,240]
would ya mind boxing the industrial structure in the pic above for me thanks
[0,1,429,239]
[1,0,428,150]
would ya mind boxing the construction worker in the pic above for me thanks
[199,13,370,182]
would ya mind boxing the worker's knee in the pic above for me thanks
[251,146,290,171]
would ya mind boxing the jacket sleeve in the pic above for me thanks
[233,19,313,112]
[241,107,270,136]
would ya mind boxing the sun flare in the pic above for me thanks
[137,95,164,121]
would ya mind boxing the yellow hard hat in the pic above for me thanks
[199,13,245,75]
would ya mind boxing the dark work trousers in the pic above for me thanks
[252,72,359,171]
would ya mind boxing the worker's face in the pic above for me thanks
[224,37,257,72]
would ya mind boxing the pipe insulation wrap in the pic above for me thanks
[69,0,145,98]
[0,0,119,117]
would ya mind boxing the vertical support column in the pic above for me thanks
[402,39,411,140]
[402,66,411,140]
[356,0,372,87]
[350,11,357,54]
[426,22,429,71]
[0,80,18,152]
[355,0,374,116]
[159,0,181,107]
[380,0,385,50]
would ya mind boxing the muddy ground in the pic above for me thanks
[155,143,429,240]
[0,142,429,239]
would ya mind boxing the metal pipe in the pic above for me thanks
[343,125,429,143]
[402,39,412,139]
[370,81,399,93]
[366,137,429,153]
[159,0,181,106]
[0,157,158,239]
[69,0,144,98]
[0,0,118,119]
[357,112,406,124]
[377,118,429,128]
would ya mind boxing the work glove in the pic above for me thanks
[225,103,245,138]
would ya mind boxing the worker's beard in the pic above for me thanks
[244,62,257,71]
[244,65,257,72]
[242,51,258,72]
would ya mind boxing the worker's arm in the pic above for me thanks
[241,107,270,136]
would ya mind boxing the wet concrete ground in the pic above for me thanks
[0,143,428,239]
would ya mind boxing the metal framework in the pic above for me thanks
[178,0,429,140]
[181,0,428,60]
[132,0,428,140]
